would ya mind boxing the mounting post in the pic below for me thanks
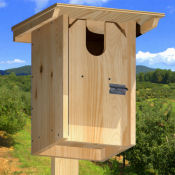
[51,158,79,175]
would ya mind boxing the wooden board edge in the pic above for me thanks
[140,17,160,34]
[12,3,164,43]
[55,3,165,17]
[12,7,60,43]
[62,15,69,139]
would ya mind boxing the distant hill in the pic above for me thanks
[0,65,154,76]
[6,65,31,75]
[0,65,31,76]
[136,65,155,74]
[0,70,7,75]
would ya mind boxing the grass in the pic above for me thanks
[7,81,175,174]
[12,118,107,175]
[79,160,106,175]
[12,119,51,175]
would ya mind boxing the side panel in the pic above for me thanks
[68,20,136,146]
[31,15,69,154]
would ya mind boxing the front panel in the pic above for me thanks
[68,19,136,146]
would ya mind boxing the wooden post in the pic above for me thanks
[51,158,79,175]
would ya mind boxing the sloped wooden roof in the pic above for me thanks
[12,3,165,43]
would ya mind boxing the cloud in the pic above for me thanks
[69,0,109,5]
[0,0,6,8]
[136,48,175,70]
[0,59,26,64]
[167,6,175,14]
[30,0,49,12]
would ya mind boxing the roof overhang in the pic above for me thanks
[12,3,165,43]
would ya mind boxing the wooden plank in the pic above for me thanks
[51,158,79,175]
[126,21,136,146]
[68,19,135,147]
[38,140,133,161]
[12,3,164,43]
[86,20,105,34]
[31,15,69,154]
[140,17,160,34]
[40,144,104,161]
[56,3,164,16]
[102,145,132,161]
[13,7,60,43]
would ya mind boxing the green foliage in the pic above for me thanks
[0,85,26,134]
[0,73,30,134]
[136,82,175,101]
[21,92,31,116]
[1,71,175,174]
[126,99,175,174]
[12,119,107,175]
[104,159,121,175]
[0,73,31,116]
[79,160,106,175]
[152,139,175,175]
[137,69,175,84]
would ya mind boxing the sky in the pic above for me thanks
[0,0,175,70]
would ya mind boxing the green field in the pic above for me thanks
[12,119,107,175]
[0,74,175,175]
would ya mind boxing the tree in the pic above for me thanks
[0,85,26,134]
[137,69,175,84]
[125,100,175,174]
[138,72,145,81]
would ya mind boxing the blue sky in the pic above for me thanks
[0,0,175,70]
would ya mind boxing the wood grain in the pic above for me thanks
[140,17,160,34]
[31,15,69,154]
[13,7,60,43]
[12,3,164,42]
[51,158,79,175]
[37,140,133,161]
[68,19,136,147]
[30,17,136,161]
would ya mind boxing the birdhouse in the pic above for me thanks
[12,3,164,162]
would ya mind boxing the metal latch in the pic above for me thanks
[109,84,128,95]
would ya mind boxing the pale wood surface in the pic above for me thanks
[31,17,136,161]
[38,141,133,161]
[86,20,105,34]
[12,3,164,42]
[31,15,69,154]
[140,17,160,34]
[13,7,60,43]
[51,158,79,175]
[68,19,136,146]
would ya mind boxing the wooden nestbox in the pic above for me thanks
[12,4,164,162]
